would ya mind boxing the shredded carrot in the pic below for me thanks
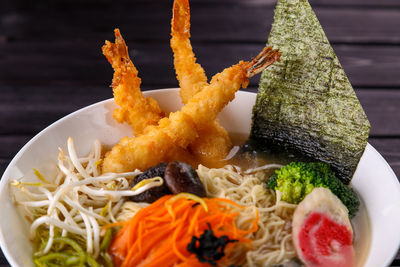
[108,194,259,267]
[101,221,125,230]
[188,206,202,233]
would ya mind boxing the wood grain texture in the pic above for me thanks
[1,43,400,88]
[1,3,400,44]
[369,138,400,169]
[0,160,8,181]
[0,136,31,158]
[356,90,400,136]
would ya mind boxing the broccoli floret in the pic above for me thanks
[266,174,278,190]
[267,162,360,218]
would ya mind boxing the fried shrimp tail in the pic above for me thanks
[103,47,281,173]
[102,29,164,135]
[246,46,281,77]
[171,0,232,164]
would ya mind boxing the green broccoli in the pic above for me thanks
[267,162,360,218]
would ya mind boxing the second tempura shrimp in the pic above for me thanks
[171,0,232,164]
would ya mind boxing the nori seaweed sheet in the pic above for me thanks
[250,0,370,184]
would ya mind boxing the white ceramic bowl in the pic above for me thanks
[1,88,400,266]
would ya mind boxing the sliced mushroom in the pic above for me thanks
[129,162,171,203]
[164,161,206,197]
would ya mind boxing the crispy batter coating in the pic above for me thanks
[103,47,280,173]
[102,29,164,135]
[171,0,208,103]
[103,29,196,165]
[104,131,197,173]
[103,29,228,165]
[171,0,232,163]
[187,120,232,167]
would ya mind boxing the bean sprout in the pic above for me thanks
[11,137,163,259]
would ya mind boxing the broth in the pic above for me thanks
[353,199,371,267]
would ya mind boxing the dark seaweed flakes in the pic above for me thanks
[187,223,237,266]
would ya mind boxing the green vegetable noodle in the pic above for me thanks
[34,237,91,267]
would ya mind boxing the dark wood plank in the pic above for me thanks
[392,259,400,266]
[197,0,400,6]
[1,1,400,44]
[0,249,8,265]
[356,90,400,136]
[0,136,31,159]
[0,160,9,180]
[5,0,400,6]
[310,0,400,7]
[5,0,400,7]
[369,138,400,177]
[1,43,400,88]
[0,85,112,135]
[195,0,400,6]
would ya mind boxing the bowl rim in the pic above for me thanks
[361,143,400,267]
[1,88,400,267]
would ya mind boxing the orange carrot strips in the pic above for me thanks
[108,195,259,266]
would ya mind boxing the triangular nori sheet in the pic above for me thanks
[250,0,370,184]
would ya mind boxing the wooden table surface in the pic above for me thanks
[1,0,399,266]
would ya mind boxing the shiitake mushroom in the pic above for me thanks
[129,162,171,203]
[129,161,206,203]
[164,161,206,197]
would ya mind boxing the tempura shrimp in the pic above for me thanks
[102,29,165,135]
[103,29,196,165]
[171,0,232,164]
[171,0,208,102]
[102,47,281,173]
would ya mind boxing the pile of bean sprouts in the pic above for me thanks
[11,137,163,259]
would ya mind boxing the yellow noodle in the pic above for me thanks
[197,165,297,266]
